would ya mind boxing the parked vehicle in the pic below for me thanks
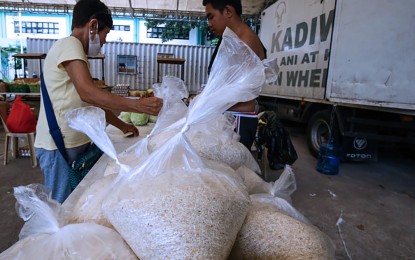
[258,0,415,160]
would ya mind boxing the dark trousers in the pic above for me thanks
[236,116,258,151]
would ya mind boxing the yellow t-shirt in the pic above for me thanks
[35,36,90,150]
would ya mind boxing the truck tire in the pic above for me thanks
[307,110,340,158]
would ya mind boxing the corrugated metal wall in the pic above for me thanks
[27,38,214,93]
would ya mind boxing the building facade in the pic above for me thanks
[0,10,205,80]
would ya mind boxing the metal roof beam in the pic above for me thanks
[0,1,260,18]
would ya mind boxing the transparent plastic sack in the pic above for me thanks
[65,106,133,227]
[229,166,335,259]
[263,165,308,222]
[236,164,307,221]
[15,184,62,239]
[150,75,188,135]
[65,75,190,174]
[102,27,274,259]
[69,173,117,228]
[186,114,261,172]
[103,132,250,259]
[66,77,189,228]
[236,165,272,194]
[116,76,189,169]
[270,164,297,203]
[229,197,335,260]
[186,28,266,126]
[0,184,137,260]
[65,106,130,174]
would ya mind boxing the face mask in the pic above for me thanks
[88,24,101,57]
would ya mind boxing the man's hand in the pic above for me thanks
[104,109,139,137]
[120,122,139,137]
[135,96,163,116]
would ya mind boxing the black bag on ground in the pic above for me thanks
[257,111,298,170]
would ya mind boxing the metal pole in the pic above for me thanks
[18,12,25,78]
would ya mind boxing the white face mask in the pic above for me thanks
[88,24,101,57]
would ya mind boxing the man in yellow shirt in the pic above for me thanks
[35,0,163,203]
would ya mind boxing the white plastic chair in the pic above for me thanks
[0,104,37,168]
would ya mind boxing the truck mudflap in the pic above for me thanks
[341,136,378,162]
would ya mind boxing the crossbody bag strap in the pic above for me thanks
[40,73,69,163]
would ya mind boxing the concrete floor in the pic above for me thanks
[0,122,414,259]
[287,132,415,260]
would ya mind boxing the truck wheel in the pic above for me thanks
[307,110,339,158]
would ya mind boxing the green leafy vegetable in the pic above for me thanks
[119,112,132,123]
[131,113,149,126]
[149,115,158,123]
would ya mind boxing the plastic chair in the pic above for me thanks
[0,103,37,168]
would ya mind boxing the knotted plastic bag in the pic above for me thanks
[130,76,188,159]
[64,106,138,227]
[236,164,272,194]
[0,184,137,260]
[150,75,189,135]
[229,166,335,259]
[102,27,273,259]
[66,77,189,228]
[65,106,129,173]
[69,173,117,228]
[186,113,260,172]
[236,164,306,220]
[101,76,189,178]
[257,111,298,170]
[104,137,250,259]
[229,197,335,260]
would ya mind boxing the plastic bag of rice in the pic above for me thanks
[190,132,260,171]
[236,164,297,197]
[236,165,272,194]
[0,184,137,260]
[69,159,239,233]
[187,114,261,173]
[237,164,310,223]
[229,195,335,259]
[120,76,189,164]
[150,76,188,135]
[69,173,117,228]
[103,133,250,259]
[103,27,276,259]
[148,115,261,173]
[65,76,190,228]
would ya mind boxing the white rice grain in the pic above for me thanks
[104,170,250,260]
[229,200,335,260]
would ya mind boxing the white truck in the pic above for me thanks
[258,0,415,160]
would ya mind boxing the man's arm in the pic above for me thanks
[239,28,266,60]
[228,99,256,113]
[63,59,162,116]
[229,28,265,113]
[104,109,139,137]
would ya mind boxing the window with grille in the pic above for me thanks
[113,25,131,31]
[147,26,189,40]
[147,27,163,38]
[14,21,59,34]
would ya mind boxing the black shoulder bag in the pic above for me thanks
[40,74,103,191]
